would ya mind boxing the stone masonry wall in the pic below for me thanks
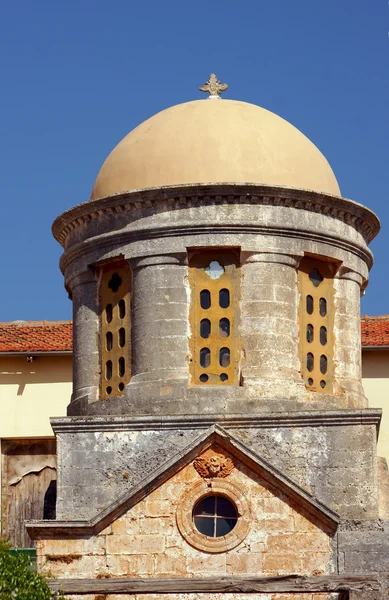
[38,446,333,580]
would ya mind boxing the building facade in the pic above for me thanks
[5,77,389,598]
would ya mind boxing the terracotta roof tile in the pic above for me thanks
[0,316,387,353]
[361,315,389,347]
[0,321,72,352]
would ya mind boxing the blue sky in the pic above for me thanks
[0,0,388,320]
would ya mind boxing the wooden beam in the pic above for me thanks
[47,574,381,595]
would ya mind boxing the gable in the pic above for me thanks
[38,443,334,580]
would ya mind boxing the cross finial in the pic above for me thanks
[199,73,228,99]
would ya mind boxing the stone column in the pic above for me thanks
[240,252,303,397]
[334,267,366,407]
[130,252,189,384]
[67,270,100,414]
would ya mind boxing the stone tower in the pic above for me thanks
[28,77,388,600]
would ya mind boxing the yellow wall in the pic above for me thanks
[0,355,71,438]
[362,349,389,464]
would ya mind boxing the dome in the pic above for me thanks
[90,99,341,200]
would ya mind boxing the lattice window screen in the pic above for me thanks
[99,261,131,399]
[189,249,241,385]
[298,256,336,393]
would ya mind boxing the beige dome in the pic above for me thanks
[91,99,340,200]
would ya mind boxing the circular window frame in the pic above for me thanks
[176,478,251,553]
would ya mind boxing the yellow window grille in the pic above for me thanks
[189,249,241,385]
[99,261,131,399]
[298,257,336,393]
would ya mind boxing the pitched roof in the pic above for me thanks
[0,321,72,353]
[361,315,389,348]
[0,316,387,353]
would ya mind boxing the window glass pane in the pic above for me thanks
[200,348,211,368]
[200,319,211,339]
[194,517,214,537]
[320,355,327,374]
[219,318,230,338]
[216,497,237,518]
[216,518,237,537]
[219,347,230,367]
[320,298,327,317]
[307,353,314,372]
[309,268,323,287]
[306,295,313,315]
[320,326,327,346]
[194,497,215,516]
[200,289,211,309]
[219,288,230,309]
[306,324,313,343]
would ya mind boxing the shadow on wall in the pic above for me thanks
[0,355,72,396]
[362,350,389,379]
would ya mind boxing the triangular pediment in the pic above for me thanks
[26,425,339,539]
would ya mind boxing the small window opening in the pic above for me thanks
[200,348,211,368]
[200,319,211,339]
[309,268,323,287]
[200,289,211,309]
[219,288,230,308]
[108,273,123,293]
[106,331,113,351]
[193,495,238,538]
[219,318,230,338]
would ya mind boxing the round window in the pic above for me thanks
[193,495,238,538]
[177,479,251,553]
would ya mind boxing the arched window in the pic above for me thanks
[298,257,336,393]
[99,261,131,399]
[189,249,241,385]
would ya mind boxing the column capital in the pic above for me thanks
[335,266,364,286]
[242,252,301,268]
[130,252,188,270]
[66,268,98,293]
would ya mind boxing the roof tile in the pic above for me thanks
[0,321,72,352]
[361,315,389,347]
[0,316,387,353]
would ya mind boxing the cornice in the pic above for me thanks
[58,220,374,275]
[51,409,382,434]
[52,183,380,250]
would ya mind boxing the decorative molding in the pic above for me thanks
[52,183,379,254]
[47,574,381,595]
[176,478,251,553]
[50,409,382,434]
[26,425,339,539]
[60,220,374,278]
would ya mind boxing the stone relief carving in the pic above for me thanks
[194,453,234,479]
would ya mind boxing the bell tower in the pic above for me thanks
[28,79,387,600]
